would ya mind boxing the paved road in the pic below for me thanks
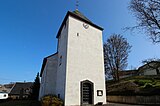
[105,103,143,106]
[104,102,159,106]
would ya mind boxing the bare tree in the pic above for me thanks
[129,0,160,43]
[142,58,160,75]
[104,34,132,81]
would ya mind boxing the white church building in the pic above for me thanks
[39,10,106,106]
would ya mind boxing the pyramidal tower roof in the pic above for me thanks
[56,10,103,38]
[72,10,92,23]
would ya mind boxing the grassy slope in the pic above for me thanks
[107,75,160,96]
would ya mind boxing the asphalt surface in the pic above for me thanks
[105,103,143,106]
[105,102,160,106]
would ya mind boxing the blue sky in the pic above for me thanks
[0,0,159,84]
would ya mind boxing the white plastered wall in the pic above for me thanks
[56,19,69,101]
[64,16,106,105]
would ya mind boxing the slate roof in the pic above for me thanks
[40,10,103,77]
[138,61,160,71]
[0,85,10,93]
[4,83,14,89]
[9,82,33,95]
[40,52,58,77]
[56,10,103,38]
[72,10,92,23]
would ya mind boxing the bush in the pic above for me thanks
[134,80,145,86]
[134,80,153,86]
[41,95,63,106]
[143,83,153,89]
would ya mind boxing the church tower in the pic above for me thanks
[39,10,106,106]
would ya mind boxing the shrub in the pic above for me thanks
[143,83,153,89]
[134,80,145,86]
[153,82,160,88]
[41,95,63,106]
[134,80,153,86]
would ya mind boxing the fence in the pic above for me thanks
[107,95,160,105]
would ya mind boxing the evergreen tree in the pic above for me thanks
[30,72,40,100]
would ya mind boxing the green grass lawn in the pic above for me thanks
[0,100,41,106]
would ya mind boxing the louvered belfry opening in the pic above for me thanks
[81,80,94,105]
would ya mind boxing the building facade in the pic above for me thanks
[138,61,160,75]
[39,10,106,105]
[9,82,33,99]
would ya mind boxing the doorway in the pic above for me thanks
[81,80,94,105]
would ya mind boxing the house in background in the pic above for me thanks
[0,85,10,99]
[138,61,160,76]
[4,83,15,90]
[0,84,10,93]
[9,82,33,99]
[117,61,160,79]
[0,84,15,100]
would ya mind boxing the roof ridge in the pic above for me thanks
[56,10,103,38]
[72,10,92,23]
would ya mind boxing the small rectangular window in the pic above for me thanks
[59,56,62,66]
[58,94,60,98]
[77,33,79,36]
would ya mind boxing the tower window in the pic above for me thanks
[77,33,79,36]
[59,56,62,66]
[58,94,60,98]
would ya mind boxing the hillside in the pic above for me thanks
[107,75,160,96]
